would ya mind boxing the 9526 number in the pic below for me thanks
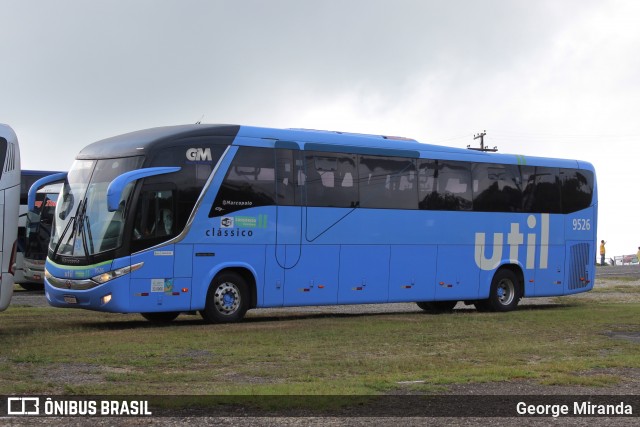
[572,218,591,231]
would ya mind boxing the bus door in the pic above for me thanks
[274,145,340,306]
[274,147,302,269]
[129,184,190,312]
[263,146,303,306]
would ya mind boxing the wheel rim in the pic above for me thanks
[496,278,515,306]
[214,282,241,315]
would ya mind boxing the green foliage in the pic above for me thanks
[0,297,638,395]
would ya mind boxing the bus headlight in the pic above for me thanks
[91,262,144,284]
[101,293,113,305]
[45,267,52,281]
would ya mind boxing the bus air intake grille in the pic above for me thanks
[568,243,590,290]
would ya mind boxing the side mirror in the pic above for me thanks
[106,167,181,212]
[27,172,67,213]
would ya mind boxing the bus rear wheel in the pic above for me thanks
[141,312,180,323]
[416,301,457,313]
[474,269,521,312]
[201,272,249,323]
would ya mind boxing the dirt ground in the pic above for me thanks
[5,268,639,425]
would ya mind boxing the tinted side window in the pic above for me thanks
[146,144,224,230]
[0,138,6,184]
[560,168,594,213]
[275,149,304,206]
[418,160,472,211]
[359,156,417,209]
[472,163,522,212]
[20,174,42,205]
[521,166,561,213]
[130,187,176,253]
[133,188,175,239]
[305,152,358,208]
[210,146,276,216]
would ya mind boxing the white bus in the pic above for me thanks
[0,124,21,311]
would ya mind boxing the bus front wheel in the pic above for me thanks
[475,269,521,312]
[201,272,249,323]
[416,301,457,313]
[141,312,180,323]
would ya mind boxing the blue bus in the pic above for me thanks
[24,183,63,284]
[36,125,597,323]
[17,170,64,288]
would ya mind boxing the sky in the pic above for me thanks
[1,0,639,258]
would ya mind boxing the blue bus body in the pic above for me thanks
[17,170,64,286]
[24,182,63,284]
[43,125,597,322]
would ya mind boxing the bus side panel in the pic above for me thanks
[263,244,284,307]
[175,244,194,277]
[388,245,437,303]
[129,277,190,312]
[282,244,339,306]
[564,241,595,295]
[130,244,192,312]
[1,184,20,311]
[435,245,480,301]
[191,244,265,311]
[532,245,565,297]
[0,191,4,248]
[0,197,6,310]
[131,245,175,279]
[14,202,26,283]
[563,209,596,295]
[338,245,390,304]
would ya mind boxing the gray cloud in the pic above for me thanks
[1,0,637,255]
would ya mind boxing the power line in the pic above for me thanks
[467,130,498,152]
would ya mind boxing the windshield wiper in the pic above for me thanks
[51,197,83,258]
[75,197,91,261]
[51,197,91,260]
[84,215,95,255]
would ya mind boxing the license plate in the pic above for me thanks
[64,295,78,304]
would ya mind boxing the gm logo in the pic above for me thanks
[186,148,212,162]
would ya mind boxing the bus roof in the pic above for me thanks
[77,125,241,160]
[22,169,64,176]
[0,123,18,144]
[75,124,593,171]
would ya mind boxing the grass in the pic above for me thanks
[1,295,639,396]
[591,285,640,293]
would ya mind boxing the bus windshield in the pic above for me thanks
[51,157,143,258]
[25,187,59,260]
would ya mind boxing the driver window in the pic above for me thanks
[133,190,175,241]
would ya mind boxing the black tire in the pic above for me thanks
[416,301,457,313]
[200,272,249,323]
[475,269,521,312]
[141,312,180,323]
[20,282,44,291]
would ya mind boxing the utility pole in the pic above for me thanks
[467,130,498,152]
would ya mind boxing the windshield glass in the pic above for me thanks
[25,192,59,260]
[50,157,143,258]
